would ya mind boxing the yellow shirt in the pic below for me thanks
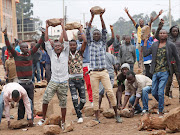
[135,23,149,44]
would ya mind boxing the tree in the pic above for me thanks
[16,0,33,20]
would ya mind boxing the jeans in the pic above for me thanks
[0,92,33,123]
[69,78,86,118]
[129,64,134,71]
[40,63,46,80]
[144,64,152,79]
[152,71,169,113]
[32,61,41,82]
[18,82,34,120]
[142,86,152,111]
[129,95,142,111]
[165,63,180,98]
[0,92,4,123]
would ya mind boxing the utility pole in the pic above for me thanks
[169,0,171,28]
[65,6,67,25]
[83,13,85,28]
[63,0,65,25]
[21,8,24,40]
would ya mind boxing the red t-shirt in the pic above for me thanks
[5,50,9,60]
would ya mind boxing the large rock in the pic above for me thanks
[47,18,61,27]
[9,119,29,129]
[163,106,180,131]
[43,125,62,135]
[86,120,99,127]
[90,6,103,15]
[84,106,94,117]
[119,109,134,118]
[63,121,74,133]
[138,114,166,131]
[44,114,62,126]
[65,22,81,30]
[102,109,115,118]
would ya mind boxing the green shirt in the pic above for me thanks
[155,45,168,73]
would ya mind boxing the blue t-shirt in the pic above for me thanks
[141,36,153,62]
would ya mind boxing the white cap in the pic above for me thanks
[121,63,130,70]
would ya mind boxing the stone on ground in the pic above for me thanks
[9,119,29,129]
[84,106,94,117]
[119,109,134,118]
[102,109,115,118]
[43,125,62,135]
[44,114,62,126]
[86,120,99,127]
[63,121,74,133]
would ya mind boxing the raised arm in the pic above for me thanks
[155,19,164,40]
[2,28,17,57]
[100,9,106,29]
[149,10,163,27]
[124,7,136,26]
[60,19,68,41]
[31,31,45,55]
[45,20,49,42]
[107,25,115,47]
[79,26,87,54]
[88,10,95,27]
[59,31,64,43]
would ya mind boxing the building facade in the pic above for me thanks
[0,0,19,46]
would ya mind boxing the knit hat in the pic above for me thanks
[121,63,130,70]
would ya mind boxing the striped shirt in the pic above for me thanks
[4,34,44,80]
[86,27,107,70]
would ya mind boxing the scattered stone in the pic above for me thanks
[9,119,29,129]
[63,121,74,133]
[102,109,115,118]
[84,106,94,117]
[43,125,62,135]
[99,108,104,113]
[148,130,166,135]
[119,109,134,118]
[163,106,180,131]
[44,114,62,126]
[86,120,99,127]
[138,114,166,131]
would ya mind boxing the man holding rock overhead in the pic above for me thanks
[87,8,122,123]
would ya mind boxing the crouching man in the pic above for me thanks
[0,82,33,128]
[121,71,152,115]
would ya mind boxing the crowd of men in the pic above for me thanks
[0,7,180,130]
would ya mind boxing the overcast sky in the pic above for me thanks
[31,0,180,31]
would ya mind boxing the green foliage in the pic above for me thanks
[16,0,33,20]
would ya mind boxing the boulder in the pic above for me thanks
[84,106,94,117]
[141,25,150,40]
[65,22,81,30]
[86,120,99,127]
[102,109,115,118]
[90,6,103,15]
[138,114,166,131]
[119,109,134,118]
[44,114,62,126]
[163,106,180,131]
[47,18,61,27]
[63,121,74,133]
[9,119,29,129]
[43,125,62,135]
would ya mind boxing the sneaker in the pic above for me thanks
[94,119,100,123]
[115,115,122,123]
[91,102,93,107]
[134,110,142,115]
[37,119,45,126]
[141,110,149,116]
[10,115,14,119]
[77,117,83,123]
